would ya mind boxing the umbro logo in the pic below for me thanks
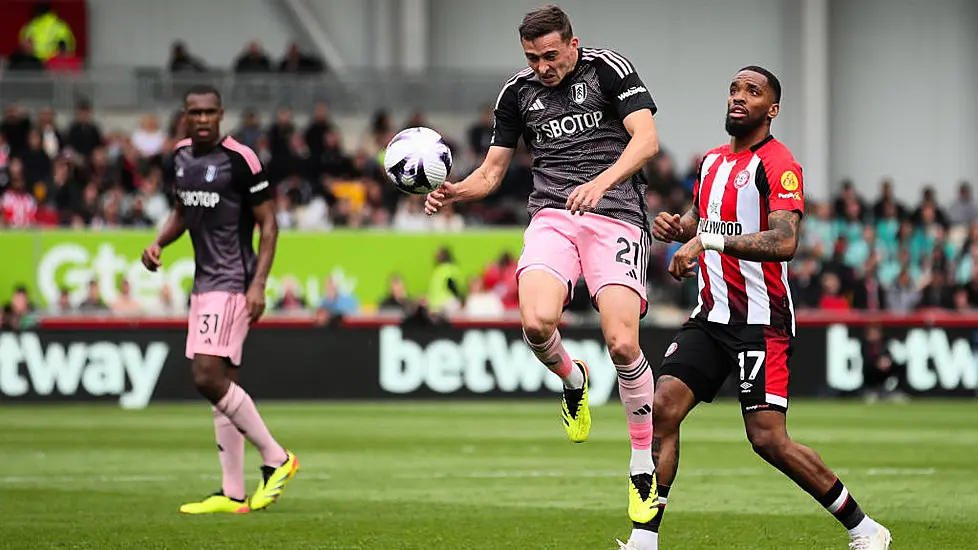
[528,99,545,111]
[632,404,651,416]
[740,382,753,391]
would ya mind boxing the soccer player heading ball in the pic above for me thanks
[649,68,891,549]
[425,3,663,544]
[142,85,298,514]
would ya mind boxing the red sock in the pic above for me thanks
[215,382,287,467]
[212,406,245,501]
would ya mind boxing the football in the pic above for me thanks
[383,127,453,195]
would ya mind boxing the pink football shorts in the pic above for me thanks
[516,208,650,314]
[186,291,251,366]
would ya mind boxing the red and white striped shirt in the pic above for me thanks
[690,135,804,334]
[2,190,38,228]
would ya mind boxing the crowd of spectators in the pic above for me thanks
[1,95,976,315]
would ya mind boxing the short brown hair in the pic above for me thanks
[519,4,573,42]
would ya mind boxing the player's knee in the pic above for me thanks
[605,332,640,366]
[746,426,788,458]
[521,312,559,344]
[192,357,228,402]
[652,388,686,432]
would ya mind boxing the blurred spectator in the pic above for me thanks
[278,42,325,74]
[78,280,108,313]
[316,277,358,323]
[2,158,38,227]
[392,195,431,232]
[947,181,977,227]
[21,129,52,186]
[66,100,104,159]
[168,41,206,73]
[5,285,37,329]
[886,269,922,313]
[861,324,907,403]
[154,284,188,316]
[35,108,63,159]
[427,247,463,315]
[911,186,948,228]
[304,102,334,160]
[19,2,76,62]
[467,105,494,157]
[833,180,865,220]
[49,287,74,314]
[817,272,850,310]
[5,38,44,71]
[1,105,32,157]
[131,114,166,158]
[431,203,465,232]
[233,109,263,150]
[379,273,414,313]
[45,40,82,72]
[788,256,821,308]
[111,279,143,316]
[275,280,308,312]
[482,251,519,310]
[463,277,505,318]
[871,179,907,222]
[234,41,272,73]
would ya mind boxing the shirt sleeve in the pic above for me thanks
[593,51,657,120]
[763,160,805,217]
[490,82,523,149]
[228,145,273,206]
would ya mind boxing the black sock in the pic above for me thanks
[817,478,866,529]
[634,484,670,532]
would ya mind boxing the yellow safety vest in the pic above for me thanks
[20,14,76,61]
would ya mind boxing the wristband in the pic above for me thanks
[701,233,725,252]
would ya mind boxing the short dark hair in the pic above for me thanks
[183,84,222,107]
[519,4,573,42]
[740,65,781,103]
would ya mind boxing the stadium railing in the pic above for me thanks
[0,68,512,112]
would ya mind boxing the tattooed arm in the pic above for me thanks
[721,210,802,262]
[652,204,699,244]
[668,210,802,280]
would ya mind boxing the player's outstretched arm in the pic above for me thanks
[425,146,514,214]
[712,210,801,262]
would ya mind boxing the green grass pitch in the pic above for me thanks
[1,399,976,549]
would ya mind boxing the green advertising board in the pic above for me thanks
[1,230,524,310]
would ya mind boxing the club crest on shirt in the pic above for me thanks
[780,170,799,191]
[734,169,751,189]
[205,165,217,182]
[571,83,587,104]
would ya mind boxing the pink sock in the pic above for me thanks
[212,406,245,501]
[523,328,574,379]
[617,353,654,451]
[215,382,288,467]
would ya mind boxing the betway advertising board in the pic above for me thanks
[1,321,974,407]
[0,230,523,309]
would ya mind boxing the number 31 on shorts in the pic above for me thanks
[198,313,221,335]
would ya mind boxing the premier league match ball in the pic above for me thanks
[383,127,453,195]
